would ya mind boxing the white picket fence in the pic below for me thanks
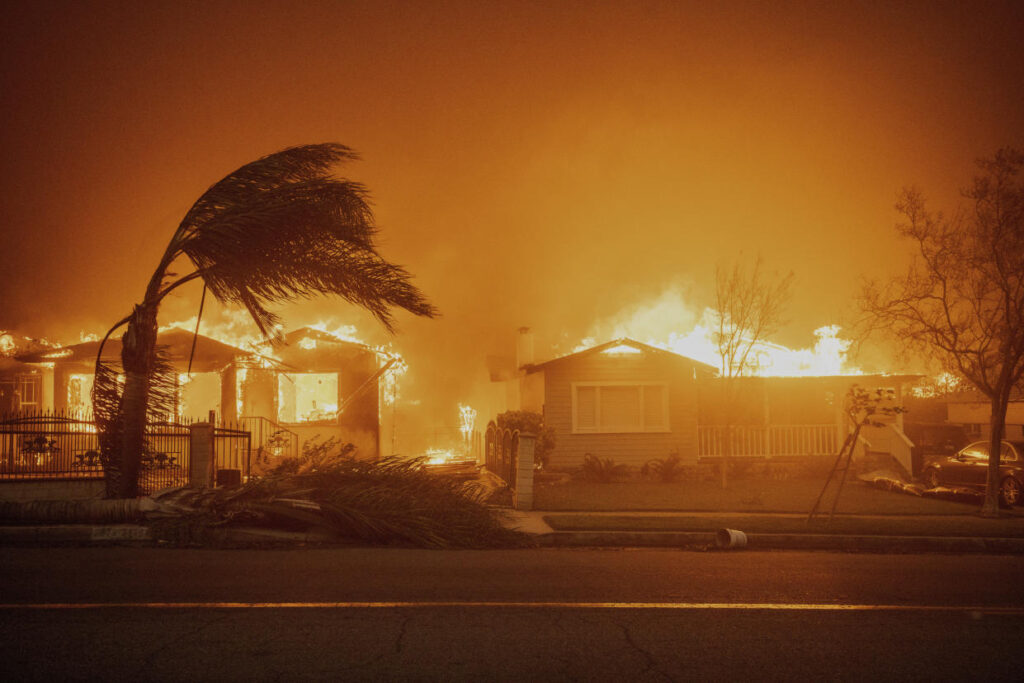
[698,424,839,458]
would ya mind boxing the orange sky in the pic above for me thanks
[2,0,1023,429]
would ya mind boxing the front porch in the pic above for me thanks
[697,424,841,459]
[697,422,914,477]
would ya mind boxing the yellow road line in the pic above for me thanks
[1,601,1023,613]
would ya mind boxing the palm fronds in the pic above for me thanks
[95,143,437,498]
[163,143,437,338]
[151,440,532,549]
[92,344,179,494]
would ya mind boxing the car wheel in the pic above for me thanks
[924,468,941,489]
[999,477,1022,508]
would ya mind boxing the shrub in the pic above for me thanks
[495,410,556,469]
[641,453,686,482]
[579,453,631,483]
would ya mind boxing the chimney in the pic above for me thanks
[516,327,535,369]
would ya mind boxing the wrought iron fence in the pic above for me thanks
[214,422,253,482]
[0,410,257,494]
[0,411,102,480]
[140,421,191,493]
[240,416,300,461]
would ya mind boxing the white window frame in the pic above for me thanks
[571,381,670,434]
[16,374,41,409]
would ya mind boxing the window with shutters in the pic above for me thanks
[571,382,669,433]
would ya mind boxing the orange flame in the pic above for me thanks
[458,403,477,441]
[571,290,860,377]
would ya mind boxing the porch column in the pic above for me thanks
[53,365,70,413]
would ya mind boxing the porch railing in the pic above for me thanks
[697,424,839,458]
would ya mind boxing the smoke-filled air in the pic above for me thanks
[2,1,1022,456]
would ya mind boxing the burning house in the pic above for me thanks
[516,338,716,470]
[15,328,249,419]
[497,331,921,475]
[13,326,388,459]
[1,331,58,413]
[232,326,385,458]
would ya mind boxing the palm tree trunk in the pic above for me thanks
[113,304,158,498]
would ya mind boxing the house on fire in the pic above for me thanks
[514,338,716,470]
[1,331,57,413]
[228,327,384,458]
[13,326,385,458]
[499,333,920,474]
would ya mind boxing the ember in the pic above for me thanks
[458,403,477,441]
[422,447,478,478]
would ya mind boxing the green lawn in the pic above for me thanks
[533,475,992,516]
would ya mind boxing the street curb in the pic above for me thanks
[0,524,347,547]
[534,530,1024,553]
[4,525,1023,553]
[0,524,152,544]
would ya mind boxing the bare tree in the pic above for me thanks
[713,256,793,487]
[94,144,437,498]
[861,148,1024,516]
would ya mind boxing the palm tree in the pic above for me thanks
[93,144,436,498]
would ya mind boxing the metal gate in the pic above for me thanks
[484,421,519,487]
[214,423,252,484]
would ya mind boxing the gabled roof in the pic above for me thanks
[524,338,718,376]
[281,326,372,353]
[271,326,377,372]
[16,327,250,372]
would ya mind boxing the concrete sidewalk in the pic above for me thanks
[503,510,1024,553]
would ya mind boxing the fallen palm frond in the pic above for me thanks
[149,439,532,549]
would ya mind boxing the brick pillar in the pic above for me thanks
[515,432,536,510]
[189,422,215,488]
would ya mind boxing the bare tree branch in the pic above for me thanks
[859,148,1024,516]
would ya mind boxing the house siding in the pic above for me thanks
[541,351,700,470]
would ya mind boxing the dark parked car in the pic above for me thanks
[903,422,969,476]
[921,440,1024,507]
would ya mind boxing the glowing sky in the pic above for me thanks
[2,1,1022,431]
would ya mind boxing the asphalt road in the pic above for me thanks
[2,548,1023,681]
